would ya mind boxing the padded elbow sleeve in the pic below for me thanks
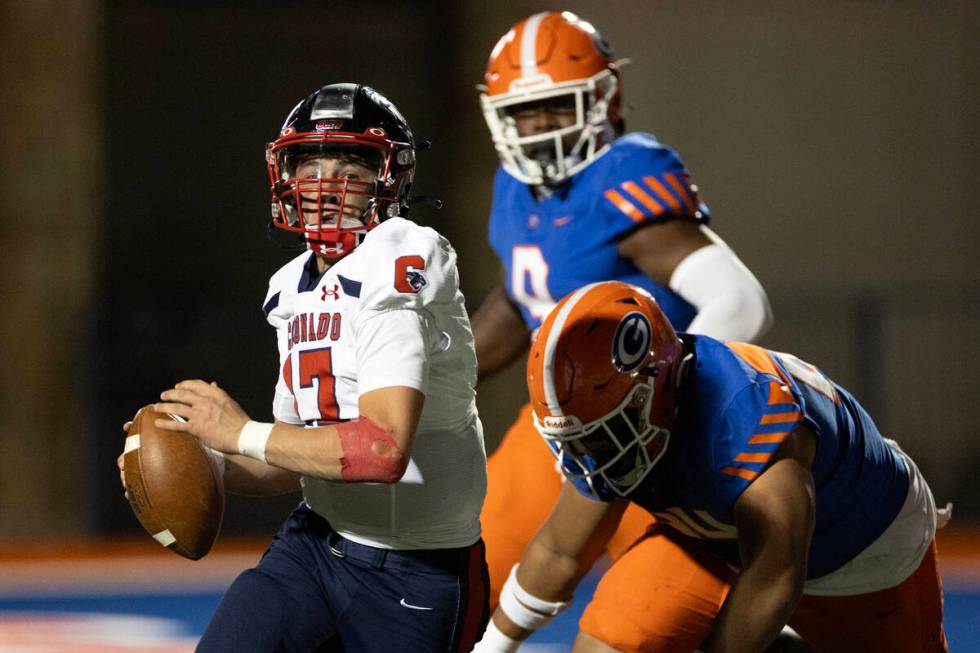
[669,243,773,342]
[336,417,407,484]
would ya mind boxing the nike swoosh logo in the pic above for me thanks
[553,214,574,226]
[399,598,433,611]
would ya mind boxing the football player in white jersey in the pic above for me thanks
[125,83,490,652]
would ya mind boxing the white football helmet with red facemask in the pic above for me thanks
[527,281,689,500]
[480,11,623,186]
[266,83,416,262]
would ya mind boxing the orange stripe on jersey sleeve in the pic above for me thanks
[722,466,759,481]
[748,430,792,444]
[735,452,772,464]
[642,175,683,214]
[663,172,696,214]
[726,343,793,388]
[621,181,665,216]
[760,411,802,424]
[604,189,646,222]
[766,381,795,405]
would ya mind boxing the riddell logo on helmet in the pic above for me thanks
[543,415,577,431]
[511,74,554,90]
[315,120,343,131]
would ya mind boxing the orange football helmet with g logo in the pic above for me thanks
[480,11,622,186]
[527,281,687,500]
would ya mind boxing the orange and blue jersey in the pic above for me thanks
[487,133,710,332]
[629,335,910,579]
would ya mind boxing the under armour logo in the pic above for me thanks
[321,284,340,301]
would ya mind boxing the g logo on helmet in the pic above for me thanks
[612,311,651,373]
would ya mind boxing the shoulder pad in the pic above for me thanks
[598,135,708,223]
[263,251,310,320]
[352,218,460,312]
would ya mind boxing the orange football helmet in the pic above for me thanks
[480,11,622,186]
[527,281,687,499]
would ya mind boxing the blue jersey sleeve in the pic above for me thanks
[486,167,510,262]
[596,135,710,243]
[710,379,803,514]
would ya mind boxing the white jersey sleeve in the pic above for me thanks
[354,310,430,395]
[351,218,467,397]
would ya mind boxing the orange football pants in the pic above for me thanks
[581,527,948,653]
[480,403,654,610]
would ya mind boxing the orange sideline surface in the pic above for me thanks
[0,526,976,591]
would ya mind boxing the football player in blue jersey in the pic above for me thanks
[472,10,773,612]
[475,281,948,653]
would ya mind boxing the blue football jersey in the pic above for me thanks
[624,336,910,579]
[487,133,710,332]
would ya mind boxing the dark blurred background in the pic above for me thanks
[1,0,977,540]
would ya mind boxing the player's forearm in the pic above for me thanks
[238,417,409,484]
[222,453,302,496]
[521,534,586,601]
[702,559,804,652]
[475,545,579,652]
[472,285,530,380]
[261,422,347,480]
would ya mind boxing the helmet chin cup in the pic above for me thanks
[305,229,363,262]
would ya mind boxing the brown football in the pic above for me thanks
[123,405,224,560]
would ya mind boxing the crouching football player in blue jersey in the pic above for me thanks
[475,281,948,653]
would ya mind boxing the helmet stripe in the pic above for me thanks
[541,282,602,415]
[520,12,548,80]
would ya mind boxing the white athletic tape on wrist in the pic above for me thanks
[472,619,521,653]
[498,564,569,631]
[237,421,273,463]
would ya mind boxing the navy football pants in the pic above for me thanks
[197,504,489,652]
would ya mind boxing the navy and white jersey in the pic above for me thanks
[262,218,487,550]
[488,133,711,332]
[624,336,910,579]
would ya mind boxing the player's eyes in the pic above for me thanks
[510,109,538,120]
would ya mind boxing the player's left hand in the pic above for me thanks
[154,380,250,454]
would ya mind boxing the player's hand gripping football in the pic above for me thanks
[154,380,251,454]
[117,410,140,497]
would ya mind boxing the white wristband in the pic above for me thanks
[237,421,273,463]
[472,619,521,653]
[498,564,569,631]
